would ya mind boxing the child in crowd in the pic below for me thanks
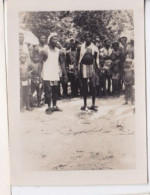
[123,58,134,105]
[99,60,106,97]
[111,53,120,96]
[20,53,33,111]
[30,52,43,107]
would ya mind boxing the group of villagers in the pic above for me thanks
[19,31,134,114]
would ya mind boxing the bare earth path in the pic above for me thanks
[20,95,135,171]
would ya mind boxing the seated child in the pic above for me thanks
[30,52,43,107]
[20,53,33,111]
[123,58,134,104]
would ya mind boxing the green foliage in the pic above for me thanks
[19,10,134,46]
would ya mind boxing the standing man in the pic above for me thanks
[42,33,68,115]
[66,38,79,97]
[78,32,99,111]
[32,34,48,107]
[119,36,128,91]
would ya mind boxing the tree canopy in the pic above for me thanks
[19,10,134,46]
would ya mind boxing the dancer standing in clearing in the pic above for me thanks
[42,33,68,114]
[78,32,99,111]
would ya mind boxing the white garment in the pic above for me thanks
[42,47,60,81]
[79,42,99,65]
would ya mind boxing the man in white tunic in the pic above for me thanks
[42,33,67,114]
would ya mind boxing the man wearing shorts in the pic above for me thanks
[78,32,99,111]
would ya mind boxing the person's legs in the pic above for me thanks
[70,74,75,97]
[107,76,111,95]
[30,81,37,107]
[20,84,24,111]
[81,78,88,109]
[37,86,42,107]
[115,80,118,95]
[62,74,68,97]
[44,81,52,114]
[114,79,118,96]
[128,84,132,104]
[89,77,97,109]
[131,85,135,104]
[96,84,100,97]
[52,85,57,107]
[74,77,79,97]
[58,82,61,98]
[112,79,115,96]
[25,85,32,111]
[119,76,122,92]
[51,82,62,111]
[95,71,99,97]
[103,77,106,96]
[116,74,120,96]
[99,77,102,97]
[124,84,129,104]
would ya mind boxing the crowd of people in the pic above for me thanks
[19,31,135,114]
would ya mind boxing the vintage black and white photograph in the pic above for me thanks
[19,10,136,171]
[6,0,147,186]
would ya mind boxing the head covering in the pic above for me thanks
[38,34,46,39]
[47,32,57,43]
[119,36,127,42]
[69,37,75,42]
[19,52,28,58]
[96,37,100,42]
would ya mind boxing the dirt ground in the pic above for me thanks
[20,95,135,171]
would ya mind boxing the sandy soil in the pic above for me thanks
[20,95,135,171]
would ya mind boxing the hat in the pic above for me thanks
[119,36,127,42]
[96,37,100,42]
[69,37,75,42]
[19,52,28,58]
[47,32,57,43]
